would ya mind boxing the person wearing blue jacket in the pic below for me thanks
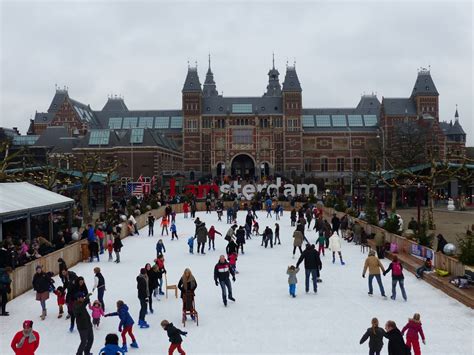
[99,333,125,355]
[104,301,138,352]
[156,239,166,257]
[170,222,178,240]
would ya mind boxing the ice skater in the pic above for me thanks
[286,265,300,298]
[328,231,345,265]
[156,239,166,257]
[89,300,104,328]
[214,255,236,306]
[359,317,385,355]
[105,301,139,352]
[401,313,426,355]
[170,222,178,240]
[161,320,187,355]
[383,255,407,301]
[362,250,387,298]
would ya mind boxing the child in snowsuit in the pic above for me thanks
[89,300,104,328]
[54,286,66,318]
[105,300,138,352]
[170,222,178,240]
[99,333,125,355]
[161,320,187,355]
[156,239,166,257]
[161,217,169,236]
[228,253,238,274]
[401,313,426,355]
[316,231,326,256]
[107,239,114,261]
[287,265,300,298]
[187,236,195,254]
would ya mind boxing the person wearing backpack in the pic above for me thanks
[383,255,407,301]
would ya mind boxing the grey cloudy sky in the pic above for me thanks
[1,0,473,144]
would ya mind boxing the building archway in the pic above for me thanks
[231,154,255,179]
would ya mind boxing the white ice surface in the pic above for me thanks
[1,211,473,355]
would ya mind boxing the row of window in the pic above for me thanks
[305,157,362,172]
[185,117,290,130]
[108,116,183,129]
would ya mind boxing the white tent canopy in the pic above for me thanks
[0,182,74,219]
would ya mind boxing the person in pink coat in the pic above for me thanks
[401,313,426,355]
[88,300,104,328]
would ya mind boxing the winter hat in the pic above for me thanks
[140,268,147,275]
[23,320,33,329]
[369,250,376,256]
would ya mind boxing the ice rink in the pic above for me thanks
[1,211,473,354]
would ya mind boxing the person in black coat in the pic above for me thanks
[0,241,13,268]
[177,268,197,317]
[331,213,340,234]
[136,268,149,327]
[296,244,322,293]
[436,234,448,254]
[74,292,94,355]
[57,258,68,274]
[235,226,246,254]
[61,268,78,331]
[360,317,385,355]
[161,320,187,354]
[384,320,410,355]
[225,240,238,257]
[145,263,158,313]
[32,265,53,319]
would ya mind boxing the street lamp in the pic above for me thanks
[376,127,386,207]
[417,182,422,226]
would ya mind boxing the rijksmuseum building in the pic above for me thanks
[18,59,467,185]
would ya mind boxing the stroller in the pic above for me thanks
[182,291,199,327]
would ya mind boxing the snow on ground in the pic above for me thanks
[1,211,473,355]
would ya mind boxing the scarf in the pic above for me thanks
[17,329,36,348]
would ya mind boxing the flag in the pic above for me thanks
[127,182,143,196]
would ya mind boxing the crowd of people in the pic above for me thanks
[3,193,438,355]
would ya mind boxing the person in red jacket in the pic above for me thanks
[11,320,40,355]
[208,226,222,251]
[401,313,426,355]
[182,202,189,219]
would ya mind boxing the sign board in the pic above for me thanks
[410,243,435,264]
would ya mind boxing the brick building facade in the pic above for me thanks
[23,62,467,184]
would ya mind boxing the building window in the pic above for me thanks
[233,129,252,144]
[337,158,345,172]
[304,159,312,173]
[232,103,253,113]
[216,119,225,129]
[321,157,328,172]
[202,118,212,129]
[287,118,299,131]
[185,119,198,132]
[260,118,269,128]
[274,117,283,127]
[155,117,169,129]
[353,157,361,172]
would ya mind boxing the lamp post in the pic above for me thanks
[417,182,421,226]
[346,126,353,199]
[376,127,386,207]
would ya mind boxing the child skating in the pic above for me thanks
[156,239,166,257]
[316,231,326,256]
[107,238,114,261]
[105,300,138,352]
[161,217,169,236]
[161,320,187,355]
[401,313,426,355]
[53,286,66,318]
[170,222,178,240]
[187,236,195,254]
[89,300,104,328]
[287,265,300,298]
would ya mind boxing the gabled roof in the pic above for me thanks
[356,95,380,110]
[34,126,70,147]
[447,120,466,135]
[34,112,54,124]
[411,69,439,97]
[102,97,129,112]
[47,90,68,113]
[182,67,202,93]
[50,137,80,154]
[282,66,302,92]
[382,97,417,116]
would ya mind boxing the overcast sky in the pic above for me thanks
[1,0,472,144]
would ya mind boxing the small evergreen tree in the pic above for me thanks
[365,198,378,225]
[458,230,474,266]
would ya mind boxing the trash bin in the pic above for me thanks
[81,242,90,262]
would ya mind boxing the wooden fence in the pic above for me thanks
[323,208,466,277]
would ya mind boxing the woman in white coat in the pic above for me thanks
[328,231,345,265]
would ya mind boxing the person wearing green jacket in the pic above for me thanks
[316,232,326,256]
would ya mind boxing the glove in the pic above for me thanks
[118,326,123,332]
[362,274,365,278]
[422,339,426,345]
[215,280,219,286]
[182,331,188,337]
[232,276,236,282]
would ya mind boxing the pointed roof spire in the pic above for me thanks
[182,63,202,93]
[264,53,281,97]
[272,52,275,70]
[455,104,459,121]
[208,52,212,72]
[282,65,302,92]
[203,54,218,97]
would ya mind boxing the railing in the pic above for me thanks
[323,207,466,277]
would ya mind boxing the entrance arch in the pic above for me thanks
[231,154,255,179]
